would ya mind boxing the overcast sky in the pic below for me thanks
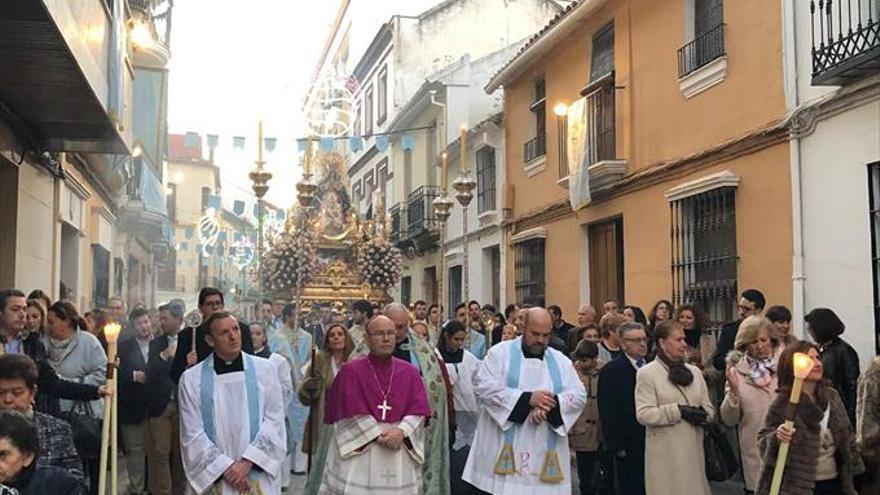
[166,0,339,208]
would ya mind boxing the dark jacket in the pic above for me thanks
[597,353,645,455]
[712,319,742,371]
[145,335,176,417]
[34,411,85,485]
[118,337,151,425]
[552,320,575,344]
[170,321,253,384]
[7,463,86,495]
[818,337,860,425]
[19,333,100,417]
[756,387,856,495]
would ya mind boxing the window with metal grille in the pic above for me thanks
[378,67,388,125]
[670,187,737,331]
[365,85,374,136]
[166,183,177,225]
[515,238,546,307]
[525,79,547,163]
[590,23,614,82]
[868,163,880,355]
[448,265,463,318]
[477,146,496,214]
[400,276,412,307]
[92,245,110,308]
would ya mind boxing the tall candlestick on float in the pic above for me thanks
[452,124,476,301]
[98,322,121,495]
[769,352,815,495]
[433,152,453,316]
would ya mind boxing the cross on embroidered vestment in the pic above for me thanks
[377,399,392,421]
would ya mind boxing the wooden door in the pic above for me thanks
[589,218,624,310]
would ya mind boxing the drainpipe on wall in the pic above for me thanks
[783,0,806,337]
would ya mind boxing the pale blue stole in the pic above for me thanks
[200,354,260,485]
[494,340,565,482]
[269,330,310,445]
[397,334,421,372]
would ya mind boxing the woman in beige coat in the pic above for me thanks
[636,320,714,495]
[719,315,778,493]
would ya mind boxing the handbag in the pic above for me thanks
[703,422,738,482]
[64,400,102,460]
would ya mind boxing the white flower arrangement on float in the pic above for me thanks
[261,229,319,292]
[357,237,403,290]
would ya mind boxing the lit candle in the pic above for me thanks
[440,152,448,191]
[460,124,468,172]
[257,120,264,164]
[769,352,815,495]
[304,138,312,177]
[97,322,121,495]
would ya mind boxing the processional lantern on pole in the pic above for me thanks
[452,124,477,301]
[249,120,273,292]
[432,151,454,315]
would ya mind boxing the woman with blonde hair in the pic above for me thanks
[719,315,777,494]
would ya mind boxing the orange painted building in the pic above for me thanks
[488,0,793,326]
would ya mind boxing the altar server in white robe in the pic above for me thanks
[318,315,432,495]
[463,307,586,494]
[179,311,287,495]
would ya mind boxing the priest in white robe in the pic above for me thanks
[318,314,432,495]
[179,311,286,495]
[463,307,586,494]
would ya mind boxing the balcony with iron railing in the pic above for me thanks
[389,204,407,245]
[406,186,440,237]
[678,24,726,78]
[578,72,626,193]
[524,134,547,164]
[811,0,880,85]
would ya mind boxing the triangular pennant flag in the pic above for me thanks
[233,136,245,150]
[276,209,285,221]
[264,138,277,153]
[319,137,335,152]
[184,227,194,239]
[234,232,243,242]
[233,200,245,215]
[207,195,221,210]
[207,134,219,149]
[376,135,389,152]
[184,132,199,147]
[349,136,364,153]
[401,134,415,151]
[296,139,309,152]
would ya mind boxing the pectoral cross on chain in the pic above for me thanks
[377,399,392,421]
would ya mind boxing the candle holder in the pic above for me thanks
[769,352,815,495]
[98,323,122,495]
[249,122,272,292]
[296,178,317,208]
[432,193,454,312]
[452,172,477,300]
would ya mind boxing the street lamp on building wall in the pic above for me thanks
[248,121,272,292]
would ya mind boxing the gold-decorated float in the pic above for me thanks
[261,150,401,318]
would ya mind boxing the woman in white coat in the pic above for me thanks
[436,320,480,494]
[635,319,714,495]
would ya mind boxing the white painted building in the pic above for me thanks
[785,0,880,365]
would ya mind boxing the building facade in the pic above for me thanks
[787,0,880,364]
[0,0,135,310]
[489,0,795,329]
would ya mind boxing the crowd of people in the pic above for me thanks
[0,285,878,495]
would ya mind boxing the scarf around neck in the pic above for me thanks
[45,333,77,368]
[746,354,776,386]
[656,348,694,386]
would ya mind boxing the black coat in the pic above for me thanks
[18,333,100,417]
[597,354,645,455]
[170,321,253,384]
[819,337,861,425]
[145,335,176,417]
[117,337,151,425]
[712,319,742,371]
[8,464,86,495]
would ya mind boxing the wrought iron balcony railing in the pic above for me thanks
[389,204,407,244]
[523,134,546,164]
[406,185,440,237]
[678,24,726,78]
[811,0,880,85]
[582,72,618,166]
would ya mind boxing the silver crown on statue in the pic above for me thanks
[184,309,203,328]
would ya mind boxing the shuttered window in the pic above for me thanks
[590,23,615,82]
[477,146,496,214]
[515,238,546,307]
[868,163,880,355]
[695,0,723,36]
